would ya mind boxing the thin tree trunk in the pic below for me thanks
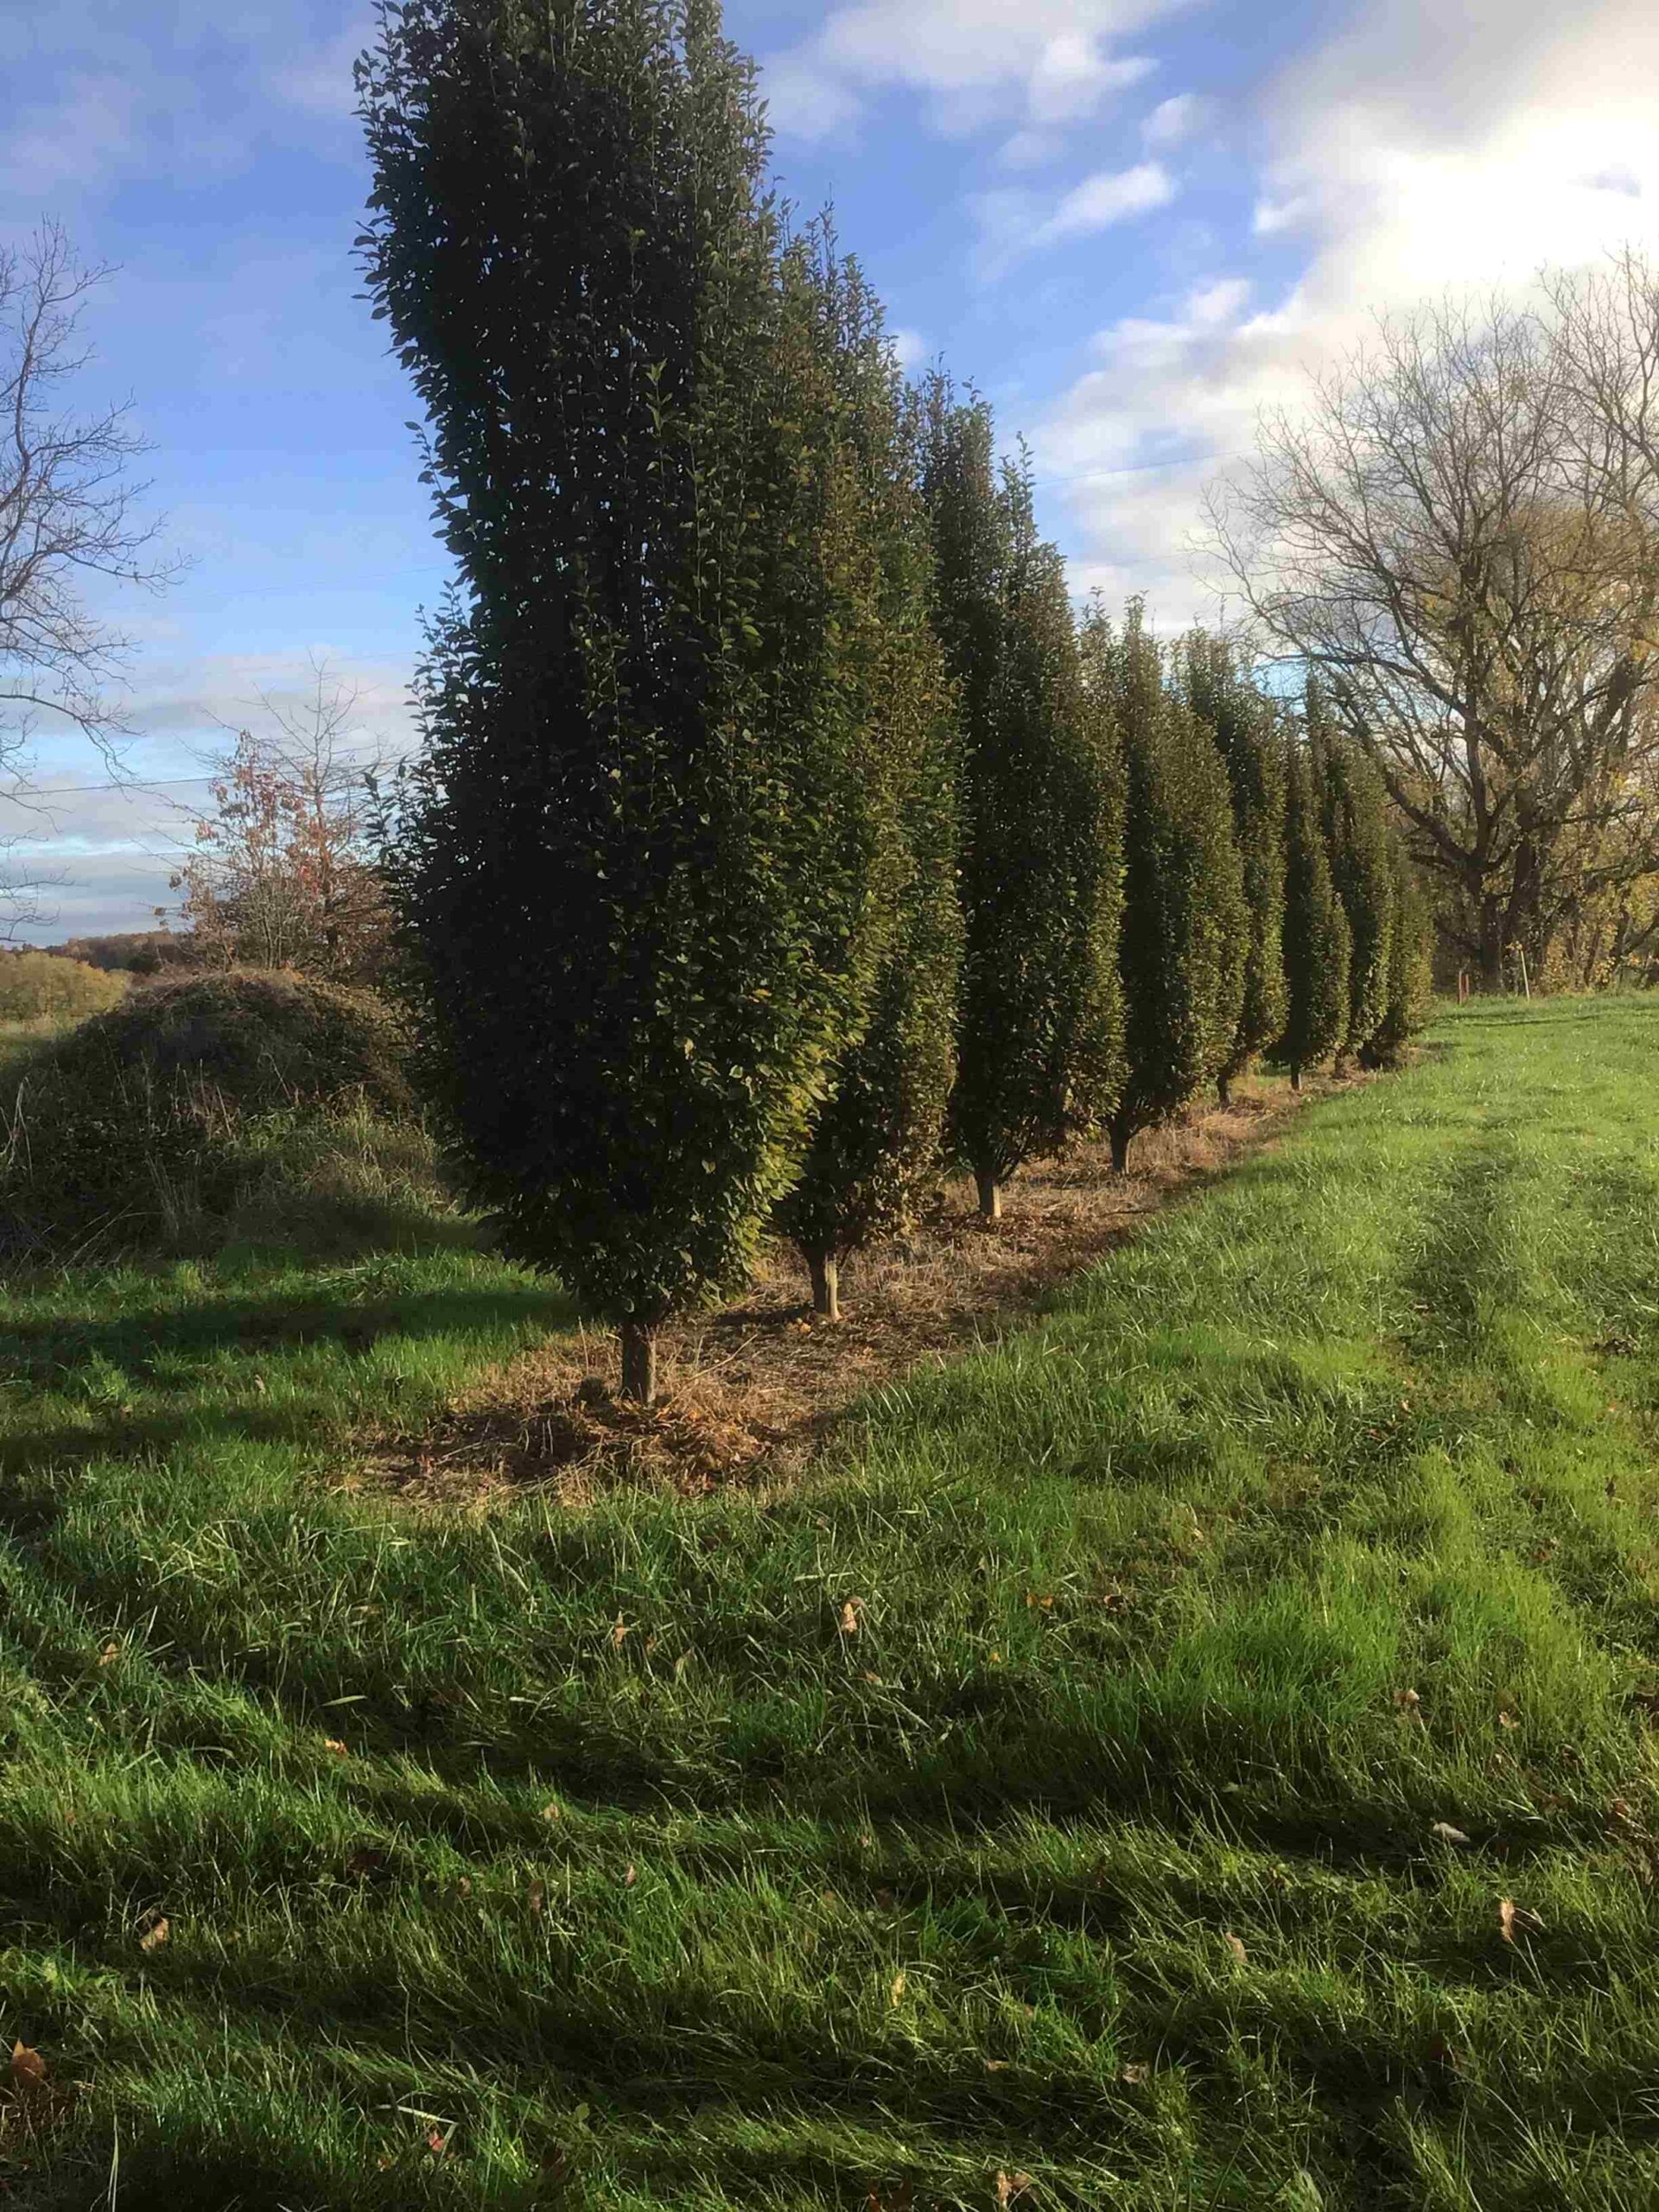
[975,1172,1001,1221]
[1217,1070,1232,1108]
[1109,1123,1130,1173]
[620,1322,658,1406]
[808,1251,840,1321]
[1290,1066,1303,1093]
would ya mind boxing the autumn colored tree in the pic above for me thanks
[1101,602,1245,1173]
[924,389,1122,1217]
[1184,632,1287,1104]
[362,0,901,1400]
[171,670,391,983]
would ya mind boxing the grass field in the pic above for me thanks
[4,996,1659,2209]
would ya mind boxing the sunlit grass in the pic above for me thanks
[4,998,1659,2207]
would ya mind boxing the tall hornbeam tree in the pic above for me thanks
[1099,602,1245,1173]
[777,255,961,1319]
[1310,680,1395,1071]
[1363,840,1433,1066]
[1184,633,1287,1105]
[360,0,898,1401]
[923,390,1122,1217]
[1279,735,1350,1088]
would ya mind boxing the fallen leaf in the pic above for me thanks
[10,2040,47,2095]
[1393,1687,1421,1714]
[609,1613,629,1649]
[426,2126,448,2158]
[839,1598,865,1637]
[888,1971,907,2007]
[1224,1930,1249,1965]
[996,2174,1034,2206]
[1497,1709,1518,1730]
[139,1916,170,1953]
[527,1878,545,1917]
[454,1877,473,1899]
[623,1863,638,1889]
[97,1641,120,1666]
[861,1670,885,1685]
[1025,1592,1054,1612]
[542,1801,563,1823]
[323,1738,349,1758]
[1431,1821,1471,1847]
[984,2058,1011,2075]
[1120,2061,1151,2086]
[251,1373,267,1395]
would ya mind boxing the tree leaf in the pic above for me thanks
[1431,1821,1471,1846]
[10,2040,47,2094]
[139,1915,170,1953]
[1224,1930,1249,1965]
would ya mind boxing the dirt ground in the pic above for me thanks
[359,1075,1339,1507]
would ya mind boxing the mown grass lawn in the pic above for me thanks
[4,996,1659,2209]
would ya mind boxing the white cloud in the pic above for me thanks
[888,327,928,372]
[977,159,1176,275]
[1141,91,1208,146]
[761,0,1183,143]
[1036,0,1659,625]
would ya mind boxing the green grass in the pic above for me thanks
[5,997,1659,2209]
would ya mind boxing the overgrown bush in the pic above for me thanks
[0,950,127,1024]
[0,970,419,1255]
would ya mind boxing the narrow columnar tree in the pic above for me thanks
[1309,679,1395,1071]
[1184,633,1287,1104]
[923,390,1122,1218]
[361,0,895,1402]
[1279,734,1351,1088]
[1101,602,1246,1173]
[777,260,962,1320]
[1362,841,1433,1066]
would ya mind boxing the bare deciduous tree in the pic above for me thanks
[1209,284,1659,988]
[1,223,175,927]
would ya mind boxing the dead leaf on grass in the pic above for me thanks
[609,1614,629,1650]
[1120,2061,1151,2086]
[623,1863,638,1889]
[839,1598,866,1637]
[996,2174,1034,2206]
[10,2040,47,2095]
[323,1738,349,1758]
[1431,1821,1471,1847]
[527,1879,545,1917]
[138,1916,170,1953]
[1224,1930,1249,1965]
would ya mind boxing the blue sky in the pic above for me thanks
[4,0,1658,938]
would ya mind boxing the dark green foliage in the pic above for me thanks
[1279,737,1351,1084]
[1309,678,1395,1068]
[1363,841,1433,1065]
[1183,635,1287,1103]
[1100,603,1246,1172]
[924,392,1122,1209]
[775,262,962,1304]
[0,971,413,1253]
[360,2,899,1365]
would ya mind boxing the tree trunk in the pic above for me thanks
[1217,1070,1232,1108]
[1109,1123,1130,1173]
[975,1172,1001,1221]
[1478,899,1505,993]
[808,1251,840,1321]
[620,1322,658,1406]
[1290,1066,1303,1093]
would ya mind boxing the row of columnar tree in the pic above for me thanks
[359,0,1429,1398]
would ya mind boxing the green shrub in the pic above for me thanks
[0,970,417,1256]
[0,949,127,1024]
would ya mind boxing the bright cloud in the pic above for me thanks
[1037,0,1659,626]
[977,160,1176,276]
[761,0,1183,142]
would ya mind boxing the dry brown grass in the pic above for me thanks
[359,1072,1345,1507]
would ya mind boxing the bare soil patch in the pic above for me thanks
[357,1075,1340,1507]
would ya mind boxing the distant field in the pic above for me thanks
[4,997,1659,2209]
